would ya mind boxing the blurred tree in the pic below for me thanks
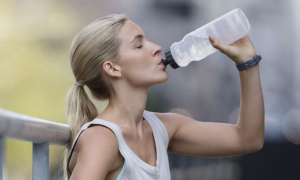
[0,0,82,179]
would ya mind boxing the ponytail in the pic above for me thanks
[62,84,98,179]
[62,14,128,179]
[67,84,98,144]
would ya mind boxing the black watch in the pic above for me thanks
[236,55,262,71]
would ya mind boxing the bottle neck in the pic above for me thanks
[163,48,180,69]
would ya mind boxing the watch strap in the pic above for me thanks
[236,55,262,71]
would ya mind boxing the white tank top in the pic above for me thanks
[67,110,171,180]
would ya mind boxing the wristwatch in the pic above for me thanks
[236,55,262,71]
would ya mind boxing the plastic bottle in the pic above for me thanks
[162,8,251,69]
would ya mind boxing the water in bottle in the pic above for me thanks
[163,8,251,69]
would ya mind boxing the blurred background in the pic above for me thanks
[1,0,300,179]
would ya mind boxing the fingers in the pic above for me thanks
[209,36,229,54]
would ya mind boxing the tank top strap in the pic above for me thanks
[67,118,128,179]
[143,111,169,149]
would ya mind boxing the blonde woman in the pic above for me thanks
[64,14,264,180]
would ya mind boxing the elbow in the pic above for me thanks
[252,140,264,152]
[246,135,265,153]
[254,131,265,152]
[236,125,265,154]
[238,131,264,154]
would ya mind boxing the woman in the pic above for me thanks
[64,14,264,180]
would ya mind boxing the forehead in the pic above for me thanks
[118,21,144,43]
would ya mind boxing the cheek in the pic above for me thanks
[118,50,159,85]
[121,61,157,85]
[122,53,152,70]
[119,55,144,77]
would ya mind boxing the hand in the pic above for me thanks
[209,35,256,64]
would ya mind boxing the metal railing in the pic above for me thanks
[0,108,70,180]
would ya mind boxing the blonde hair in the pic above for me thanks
[62,14,128,179]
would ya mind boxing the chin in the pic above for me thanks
[136,72,169,87]
[154,72,169,84]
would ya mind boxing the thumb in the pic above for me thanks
[209,36,229,54]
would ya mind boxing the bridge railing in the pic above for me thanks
[0,108,70,180]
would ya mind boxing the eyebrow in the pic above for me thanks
[130,34,144,44]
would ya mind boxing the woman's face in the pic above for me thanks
[116,20,168,87]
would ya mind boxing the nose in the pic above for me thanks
[152,43,162,56]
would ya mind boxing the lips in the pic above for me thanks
[158,58,163,65]
[158,59,167,70]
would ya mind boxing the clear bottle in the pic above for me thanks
[162,8,251,69]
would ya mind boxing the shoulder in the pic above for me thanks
[71,125,121,178]
[153,112,192,141]
[154,112,191,125]
[154,112,185,120]
[77,124,118,149]
[76,125,119,161]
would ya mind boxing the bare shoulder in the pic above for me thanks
[77,125,119,150]
[154,112,188,121]
[70,125,120,179]
[153,112,193,141]
[154,112,193,126]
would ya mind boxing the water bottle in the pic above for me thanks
[162,8,251,69]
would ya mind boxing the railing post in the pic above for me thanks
[0,109,71,179]
[33,142,49,180]
[0,136,4,180]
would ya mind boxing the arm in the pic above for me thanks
[157,35,264,157]
[70,126,121,180]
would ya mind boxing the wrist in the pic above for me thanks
[236,55,262,71]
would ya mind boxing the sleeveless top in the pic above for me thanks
[67,110,171,180]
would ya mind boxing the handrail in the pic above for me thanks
[0,108,70,146]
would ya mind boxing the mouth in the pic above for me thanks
[158,58,164,65]
[158,58,167,70]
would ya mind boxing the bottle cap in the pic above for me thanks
[162,48,180,69]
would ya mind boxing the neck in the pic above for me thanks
[99,84,149,128]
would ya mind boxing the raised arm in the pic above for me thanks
[156,35,264,157]
[70,126,122,180]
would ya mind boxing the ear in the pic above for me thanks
[102,61,122,78]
